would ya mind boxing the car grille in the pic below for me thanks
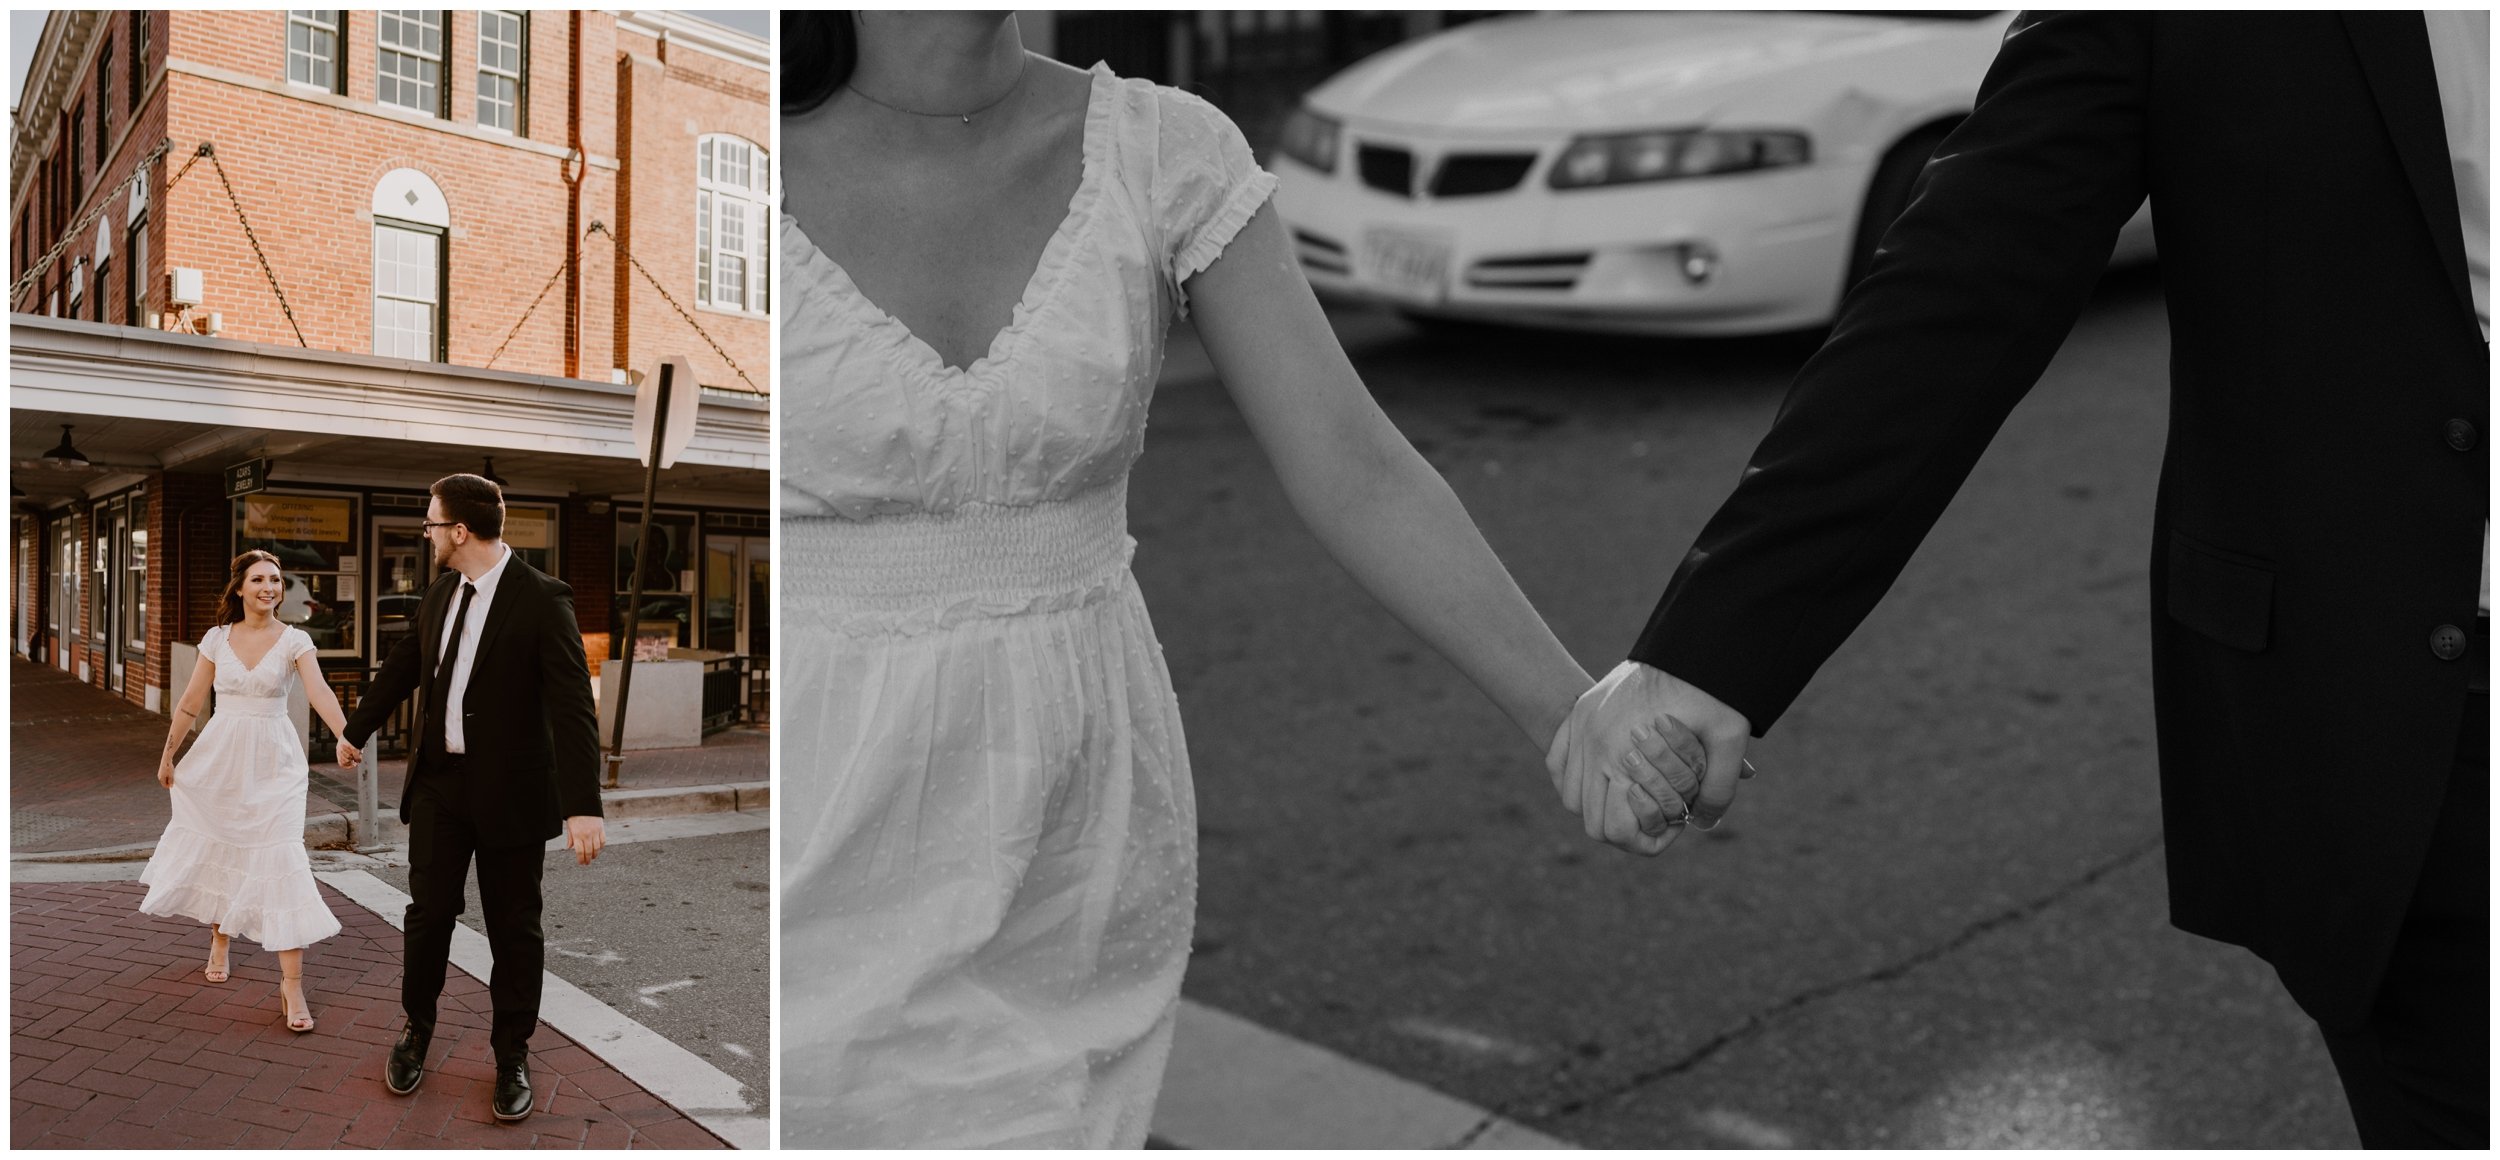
[1465,252,1591,292]
[1431,153,1537,198]
[1357,143,1414,197]
[1293,230,1349,275]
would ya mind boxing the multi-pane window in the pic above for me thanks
[97,40,112,158]
[477,11,525,134]
[373,221,443,360]
[130,12,147,111]
[377,12,445,117]
[696,135,770,313]
[126,220,145,325]
[287,11,343,93]
[68,108,83,207]
[67,258,85,319]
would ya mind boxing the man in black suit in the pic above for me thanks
[339,473,605,1123]
[1554,12,2486,1147]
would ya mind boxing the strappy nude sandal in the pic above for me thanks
[279,971,315,1034]
[203,928,231,983]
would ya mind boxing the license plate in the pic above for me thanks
[1361,230,1452,302]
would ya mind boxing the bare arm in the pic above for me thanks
[295,649,349,739]
[1185,201,1591,750]
[158,650,217,784]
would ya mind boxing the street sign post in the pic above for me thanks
[606,358,692,787]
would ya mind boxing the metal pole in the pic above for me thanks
[605,362,673,789]
[355,740,384,853]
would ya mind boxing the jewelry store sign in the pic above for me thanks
[242,495,352,542]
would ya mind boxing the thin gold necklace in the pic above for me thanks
[843,54,1030,125]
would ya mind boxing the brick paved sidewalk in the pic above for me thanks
[12,657,766,855]
[9,879,728,1148]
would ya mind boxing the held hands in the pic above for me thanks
[564,816,607,865]
[158,757,176,789]
[1546,661,1753,855]
[335,739,363,769]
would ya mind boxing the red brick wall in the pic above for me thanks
[614,28,771,394]
[562,494,618,653]
[151,472,232,696]
[12,11,774,391]
[158,12,611,376]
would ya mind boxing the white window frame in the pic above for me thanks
[696,134,770,316]
[476,10,525,135]
[373,219,444,361]
[286,11,344,94]
[376,11,445,118]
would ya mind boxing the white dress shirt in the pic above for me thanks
[2422,10,2488,610]
[437,543,514,754]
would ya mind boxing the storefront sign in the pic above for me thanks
[506,507,551,550]
[224,458,270,498]
[243,495,352,542]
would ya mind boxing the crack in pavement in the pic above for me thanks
[1520,832,2167,1128]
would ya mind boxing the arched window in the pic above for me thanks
[372,168,449,360]
[697,134,769,313]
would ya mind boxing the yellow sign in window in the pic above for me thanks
[243,496,351,542]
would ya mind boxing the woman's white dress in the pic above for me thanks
[779,63,1276,1148]
[137,624,341,951]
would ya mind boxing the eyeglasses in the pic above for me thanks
[420,521,461,532]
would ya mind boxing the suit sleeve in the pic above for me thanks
[1629,11,2156,734]
[539,577,604,818]
[343,615,424,745]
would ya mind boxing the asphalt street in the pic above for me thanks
[1131,269,2359,1147]
[370,828,771,1118]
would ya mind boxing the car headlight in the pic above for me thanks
[1279,107,1343,175]
[1547,129,1811,190]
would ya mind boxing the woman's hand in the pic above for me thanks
[157,757,176,789]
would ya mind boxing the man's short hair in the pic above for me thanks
[431,473,506,541]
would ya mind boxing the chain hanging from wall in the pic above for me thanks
[11,139,309,348]
[482,219,763,395]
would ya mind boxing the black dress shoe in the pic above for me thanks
[384,1022,432,1095]
[492,1058,533,1122]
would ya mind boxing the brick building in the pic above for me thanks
[10,11,772,733]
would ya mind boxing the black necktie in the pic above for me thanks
[426,581,477,745]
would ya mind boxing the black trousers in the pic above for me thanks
[403,751,546,1063]
[2319,624,2488,1148]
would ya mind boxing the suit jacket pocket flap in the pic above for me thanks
[2166,531,2274,652]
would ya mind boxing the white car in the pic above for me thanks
[1271,10,2155,336]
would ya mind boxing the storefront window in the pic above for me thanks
[123,493,146,650]
[236,492,361,652]
[613,510,697,648]
[503,503,555,574]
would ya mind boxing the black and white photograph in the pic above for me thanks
[777,8,2484,1151]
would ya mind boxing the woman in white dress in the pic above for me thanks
[139,549,350,1033]
[779,12,1701,1147]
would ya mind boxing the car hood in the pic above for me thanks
[1308,11,1998,134]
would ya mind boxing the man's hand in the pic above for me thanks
[335,739,362,769]
[1556,661,1753,839]
[564,815,606,865]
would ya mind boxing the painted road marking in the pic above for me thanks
[639,978,699,1007]
[1155,1000,1570,1149]
[319,868,768,1150]
[1387,1016,1550,1066]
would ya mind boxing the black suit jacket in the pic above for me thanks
[344,554,604,847]
[1630,12,2484,1030]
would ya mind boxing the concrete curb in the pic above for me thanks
[1155,1000,1570,1149]
[11,780,771,864]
